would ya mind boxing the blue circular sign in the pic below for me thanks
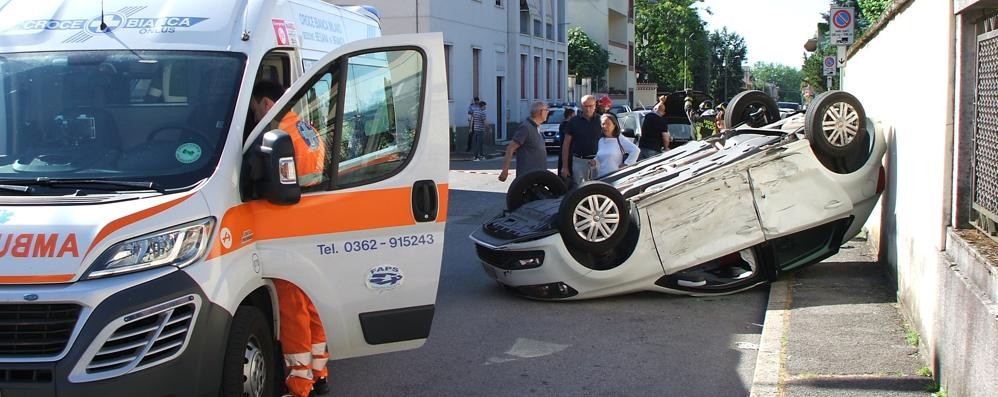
[824,57,836,67]
[833,10,851,29]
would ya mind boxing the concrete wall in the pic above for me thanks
[843,0,998,395]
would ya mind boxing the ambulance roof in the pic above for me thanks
[0,0,379,53]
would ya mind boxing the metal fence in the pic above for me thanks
[974,30,998,236]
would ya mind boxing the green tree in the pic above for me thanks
[858,0,892,25]
[567,27,609,91]
[634,0,709,92]
[707,28,747,102]
[750,62,803,102]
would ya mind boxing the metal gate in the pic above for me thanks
[974,25,998,237]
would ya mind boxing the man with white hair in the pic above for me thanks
[499,100,549,182]
[560,94,601,187]
[638,97,671,160]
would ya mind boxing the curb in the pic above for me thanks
[750,278,792,397]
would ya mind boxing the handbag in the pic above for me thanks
[616,136,629,167]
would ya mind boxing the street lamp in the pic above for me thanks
[683,32,694,90]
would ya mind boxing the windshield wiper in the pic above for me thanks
[0,184,35,195]
[0,178,164,192]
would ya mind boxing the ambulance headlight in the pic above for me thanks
[85,218,215,279]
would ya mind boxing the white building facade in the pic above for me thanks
[565,0,636,107]
[328,0,568,142]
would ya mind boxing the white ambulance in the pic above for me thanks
[0,0,448,395]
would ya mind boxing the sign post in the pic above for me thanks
[822,56,836,91]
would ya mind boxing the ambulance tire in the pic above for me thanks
[506,170,568,211]
[220,306,276,397]
[557,181,630,254]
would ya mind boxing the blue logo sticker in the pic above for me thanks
[0,210,12,225]
[366,266,403,290]
[296,120,321,149]
[16,6,210,43]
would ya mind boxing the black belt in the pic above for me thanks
[573,154,595,159]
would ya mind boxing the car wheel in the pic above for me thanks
[724,90,781,128]
[804,90,868,161]
[557,181,630,253]
[220,306,276,397]
[507,170,568,211]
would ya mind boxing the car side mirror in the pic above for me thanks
[621,128,636,138]
[242,130,301,205]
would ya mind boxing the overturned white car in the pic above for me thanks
[470,90,886,300]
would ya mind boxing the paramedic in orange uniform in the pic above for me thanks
[250,81,330,396]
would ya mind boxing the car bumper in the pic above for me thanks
[0,270,229,397]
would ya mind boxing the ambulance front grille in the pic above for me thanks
[82,297,198,377]
[0,304,81,357]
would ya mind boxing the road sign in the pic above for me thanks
[823,56,837,76]
[829,7,854,45]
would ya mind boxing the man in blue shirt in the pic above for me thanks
[560,95,601,188]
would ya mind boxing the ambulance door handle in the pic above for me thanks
[411,180,438,222]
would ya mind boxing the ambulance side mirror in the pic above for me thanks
[245,130,301,205]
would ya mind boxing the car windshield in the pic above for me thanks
[778,102,800,110]
[668,124,693,140]
[0,51,244,192]
[545,109,570,124]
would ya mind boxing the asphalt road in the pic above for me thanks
[327,155,768,396]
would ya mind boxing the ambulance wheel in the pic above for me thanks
[220,306,276,397]
[725,90,780,128]
[558,181,630,253]
[805,90,870,173]
[506,170,568,211]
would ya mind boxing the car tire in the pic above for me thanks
[724,90,781,128]
[220,306,276,397]
[507,170,568,211]
[557,181,630,253]
[804,91,869,173]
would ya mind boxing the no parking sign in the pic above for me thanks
[829,7,854,45]
[823,56,837,76]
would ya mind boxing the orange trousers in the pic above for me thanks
[274,279,329,397]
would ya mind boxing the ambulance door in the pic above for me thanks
[249,33,448,359]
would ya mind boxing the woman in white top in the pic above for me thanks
[595,113,640,177]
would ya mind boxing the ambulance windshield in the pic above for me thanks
[0,51,245,191]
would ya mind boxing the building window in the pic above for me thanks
[520,54,527,99]
[496,0,503,7]
[534,19,542,38]
[520,10,530,34]
[472,48,481,98]
[534,56,540,99]
[557,59,563,99]
[546,58,552,99]
[444,44,452,100]
[546,23,553,40]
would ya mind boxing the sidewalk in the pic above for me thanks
[750,237,937,396]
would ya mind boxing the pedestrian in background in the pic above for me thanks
[638,98,670,160]
[555,107,576,176]
[560,95,601,188]
[471,101,488,160]
[595,113,640,177]
[465,96,480,151]
[499,100,549,182]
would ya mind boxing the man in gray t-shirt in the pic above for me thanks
[499,100,549,182]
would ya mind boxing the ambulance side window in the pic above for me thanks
[269,67,339,191]
[335,49,424,188]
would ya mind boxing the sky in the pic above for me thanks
[698,0,833,67]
